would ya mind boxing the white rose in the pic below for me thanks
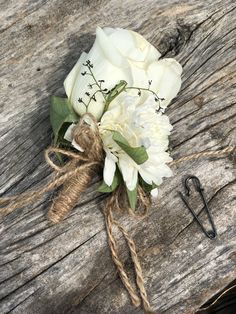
[99,95,173,191]
[64,27,182,120]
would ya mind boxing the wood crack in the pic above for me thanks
[180,56,236,101]
[0,229,102,302]
[0,267,29,286]
[72,272,110,308]
[180,5,236,67]
[173,112,236,149]
[4,288,40,314]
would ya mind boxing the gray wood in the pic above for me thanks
[0,0,236,313]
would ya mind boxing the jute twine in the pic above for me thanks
[0,113,235,314]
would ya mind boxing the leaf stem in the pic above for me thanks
[86,63,106,101]
[86,89,103,110]
[125,86,163,103]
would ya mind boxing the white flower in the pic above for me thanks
[151,188,158,198]
[64,123,84,152]
[99,95,173,191]
[64,27,182,120]
[63,27,182,197]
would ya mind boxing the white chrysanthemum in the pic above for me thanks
[99,95,173,191]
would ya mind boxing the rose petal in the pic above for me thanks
[104,27,161,64]
[96,26,128,68]
[64,52,88,99]
[147,58,182,108]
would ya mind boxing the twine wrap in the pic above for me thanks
[0,112,235,313]
[46,114,104,223]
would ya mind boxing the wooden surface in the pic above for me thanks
[0,0,236,313]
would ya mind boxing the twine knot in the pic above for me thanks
[73,113,104,160]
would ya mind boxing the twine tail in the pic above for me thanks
[0,163,96,218]
[170,145,235,166]
[114,221,154,313]
[104,193,155,313]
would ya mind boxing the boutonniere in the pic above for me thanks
[1,27,233,313]
[51,26,182,210]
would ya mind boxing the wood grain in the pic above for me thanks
[0,0,236,313]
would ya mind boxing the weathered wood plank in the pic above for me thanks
[0,0,235,313]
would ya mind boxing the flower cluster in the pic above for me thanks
[64,27,182,120]
[51,27,182,208]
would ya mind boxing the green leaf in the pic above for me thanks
[112,131,148,165]
[50,96,79,144]
[56,123,74,146]
[55,151,64,165]
[126,184,138,210]
[139,177,157,193]
[98,168,122,193]
[104,80,128,110]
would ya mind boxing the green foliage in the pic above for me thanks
[139,177,157,193]
[126,184,138,210]
[112,131,148,165]
[50,96,79,144]
[104,80,128,110]
[98,168,122,193]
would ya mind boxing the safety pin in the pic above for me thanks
[179,175,217,239]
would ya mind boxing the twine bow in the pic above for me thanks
[0,113,235,314]
[0,113,154,313]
